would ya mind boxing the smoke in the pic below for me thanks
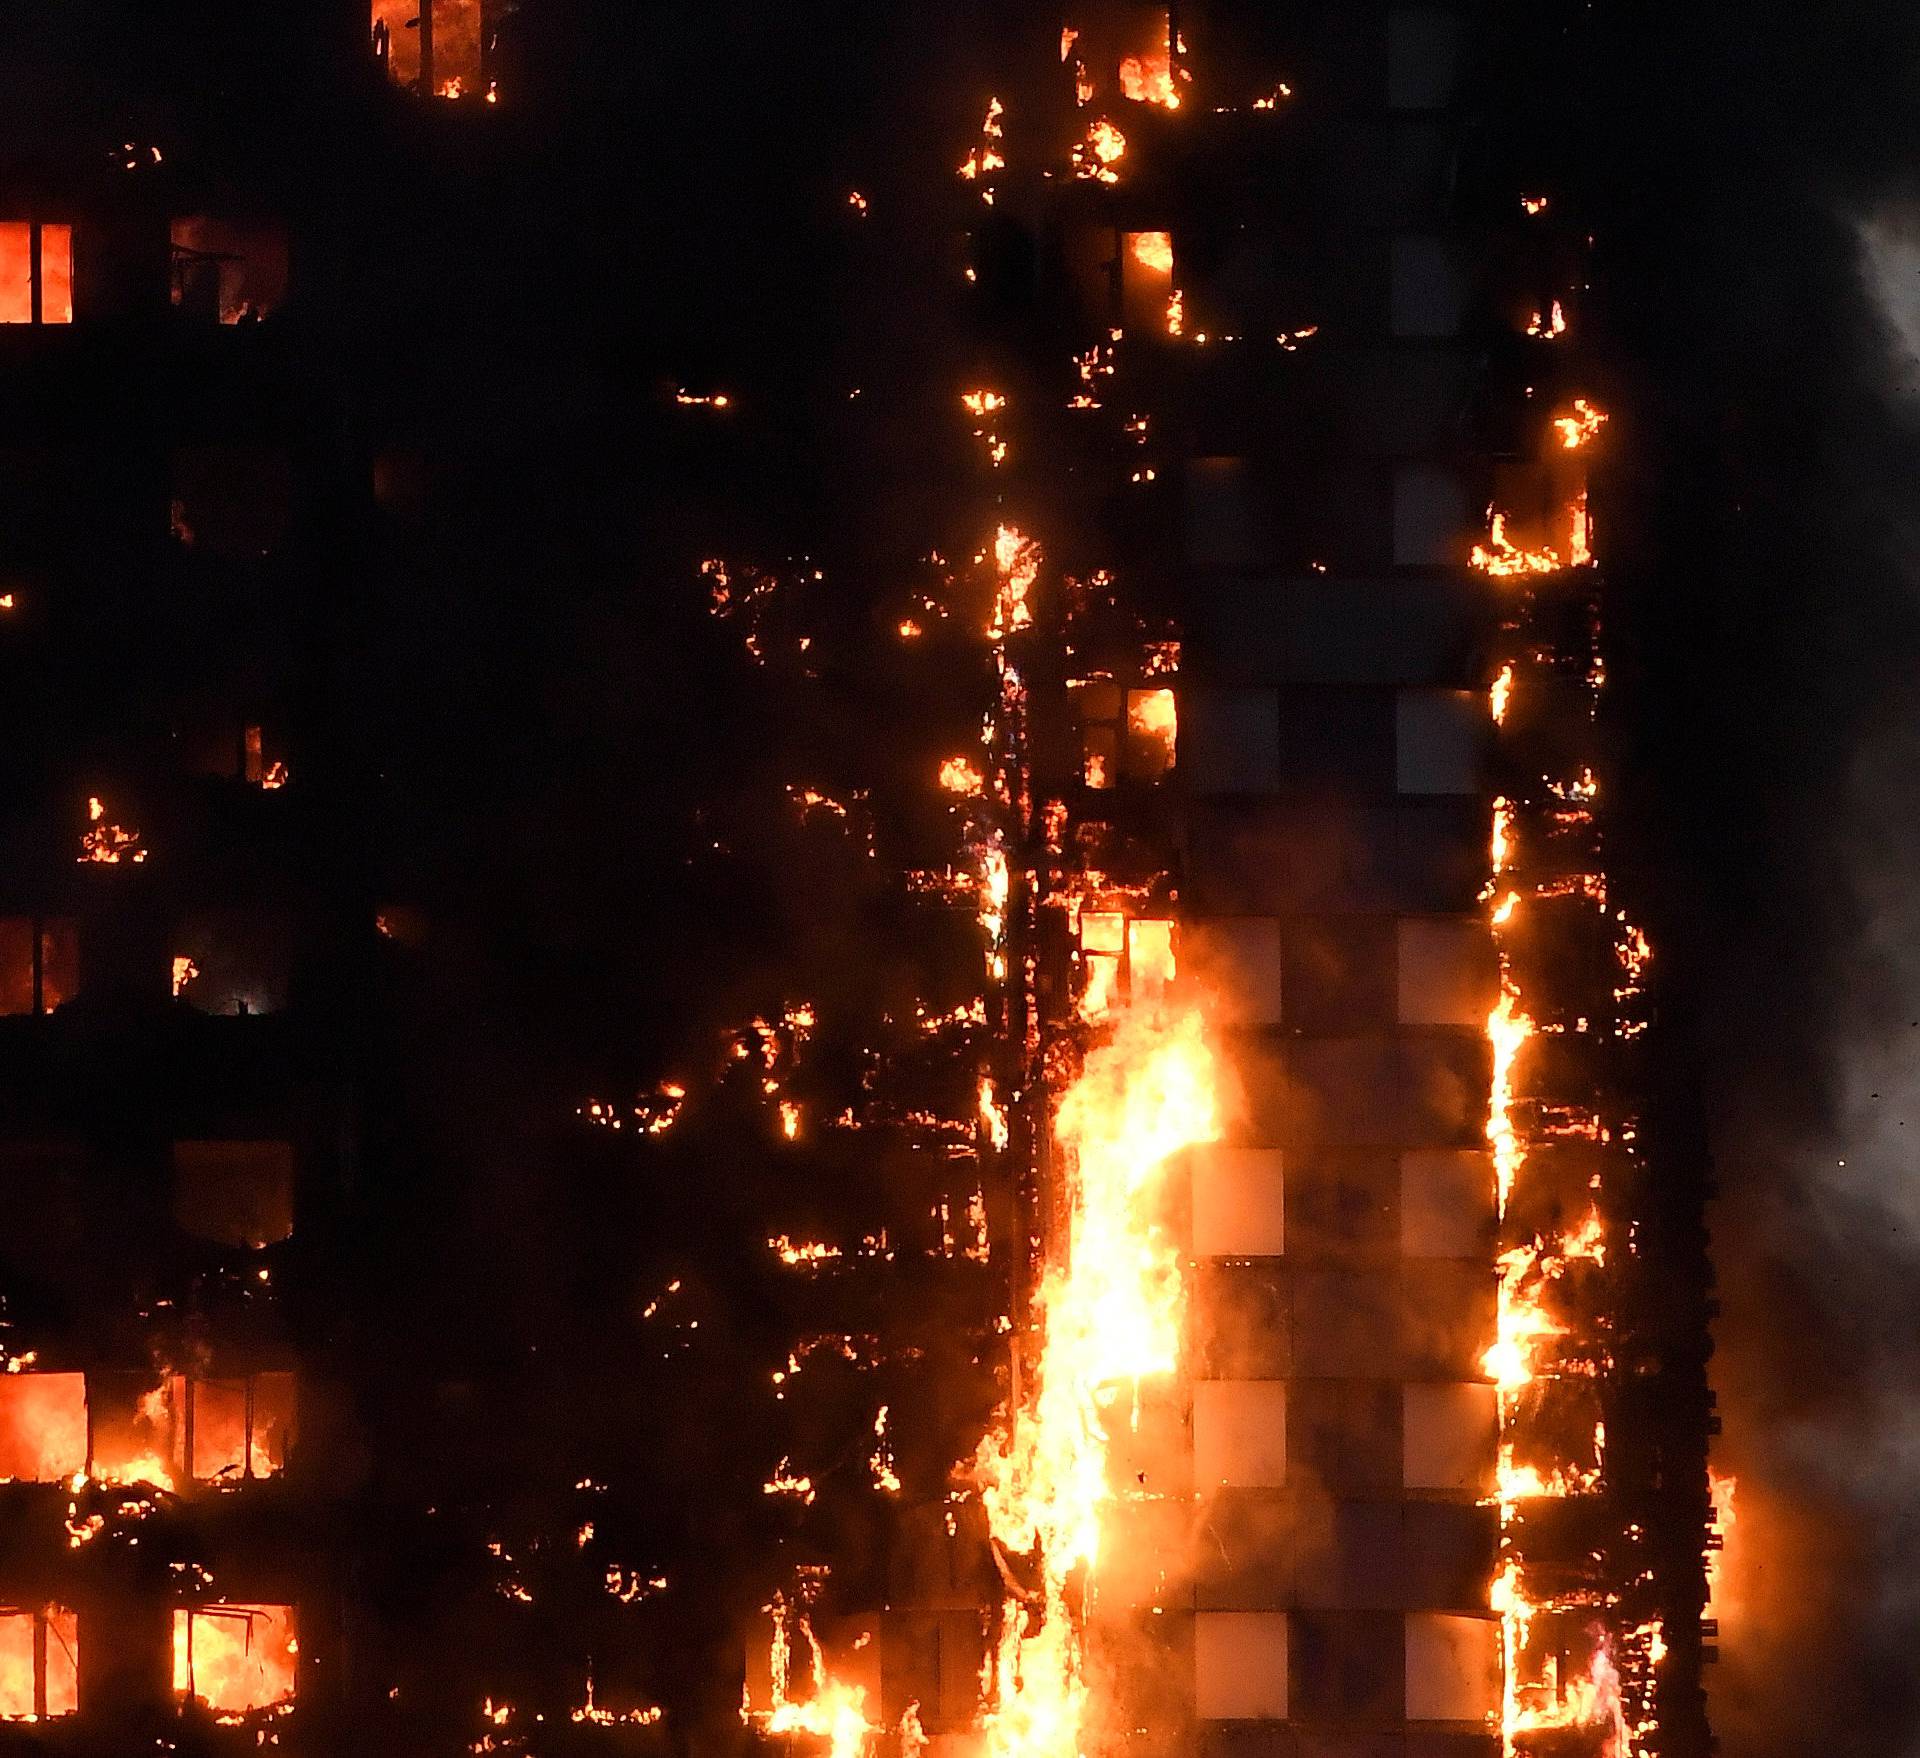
[1596,4,1920,1744]
[1666,180,1920,1758]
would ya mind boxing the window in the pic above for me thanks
[1077,911,1176,1022]
[173,1605,297,1715]
[0,916,78,1014]
[1193,1380,1288,1489]
[1403,1382,1496,1491]
[0,1606,78,1720]
[170,1372,296,1482]
[1177,687,1280,794]
[1404,1612,1498,1721]
[171,913,293,1016]
[1190,1146,1285,1257]
[1388,9,1463,111]
[373,0,485,98]
[172,1140,296,1247]
[1396,916,1495,1025]
[1395,689,1482,794]
[0,223,72,325]
[170,448,293,559]
[1391,235,1467,338]
[0,1373,88,1482]
[1070,678,1177,787]
[1182,918,1283,1026]
[170,218,288,325]
[1391,464,1468,567]
[1194,1612,1288,1720]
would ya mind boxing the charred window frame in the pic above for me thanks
[173,1372,296,1483]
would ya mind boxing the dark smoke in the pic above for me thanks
[1603,4,1920,1750]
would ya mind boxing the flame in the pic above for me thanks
[0,1608,77,1721]
[0,1374,87,1482]
[1129,232,1173,275]
[989,525,1039,640]
[173,1606,296,1718]
[979,1077,1010,1152]
[172,955,200,998]
[762,1459,817,1504]
[1526,299,1568,339]
[1553,397,1609,450]
[959,98,1008,195]
[869,1406,901,1494]
[1164,287,1184,336]
[1118,33,1183,109]
[1521,194,1549,215]
[1491,663,1515,725]
[1472,512,1564,578]
[1074,118,1127,184]
[1706,1468,1737,1612]
[1127,687,1176,769]
[768,1235,843,1268]
[971,1004,1221,1756]
[79,796,147,864]
[747,1598,875,1757]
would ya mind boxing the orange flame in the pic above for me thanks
[972,1004,1220,1755]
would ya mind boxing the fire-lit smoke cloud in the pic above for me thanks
[1692,186,1920,1757]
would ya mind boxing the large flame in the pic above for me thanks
[973,1002,1221,1755]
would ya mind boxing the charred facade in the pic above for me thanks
[0,4,1714,1758]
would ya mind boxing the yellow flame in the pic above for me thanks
[972,1004,1221,1755]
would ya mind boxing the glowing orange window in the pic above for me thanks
[372,0,484,98]
[173,1605,296,1716]
[170,1372,296,1482]
[0,1606,78,1721]
[0,223,72,325]
[0,1372,88,1482]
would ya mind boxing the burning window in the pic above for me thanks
[172,1373,296,1482]
[170,217,288,325]
[172,1140,296,1248]
[0,223,73,325]
[170,913,292,1015]
[0,916,78,1014]
[89,1374,180,1489]
[173,1605,296,1716]
[373,0,485,99]
[89,1372,293,1487]
[0,1373,88,1482]
[0,1607,78,1720]
[1070,679,1177,786]
[1076,912,1176,1022]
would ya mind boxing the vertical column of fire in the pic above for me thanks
[958,21,1224,1757]
[1478,377,1666,1757]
